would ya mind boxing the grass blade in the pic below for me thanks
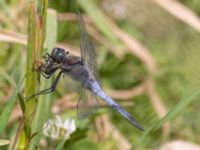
[32,8,57,132]
[18,0,48,149]
[30,9,57,149]
[18,93,25,114]
[56,140,66,150]
[137,88,200,147]
[0,77,24,134]
[77,0,120,45]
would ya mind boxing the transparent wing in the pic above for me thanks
[63,66,99,119]
[62,74,81,92]
[77,88,99,120]
[62,63,85,92]
[77,12,100,85]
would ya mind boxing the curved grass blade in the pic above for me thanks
[137,88,200,147]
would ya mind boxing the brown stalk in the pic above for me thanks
[11,118,25,150]
[94,11,170,135]
[95,115,131,150]
[0,30,79,55]
[106,82,145,100]
[53,93,134,112]
[153,0,200,33]
[100,13,157,74]
[0,30,27,45]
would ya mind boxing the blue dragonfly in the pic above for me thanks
[28,12,144,131]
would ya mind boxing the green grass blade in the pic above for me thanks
[18,93,25,114]
[24,0,39,139]
[0,77,24,134]
[77,0,120,45]
[137,87,200,147]
[56,140,66,150]
[29,9,57,149]
[18,0,48,148]
[32,8,57,133]
[18,130,26,149]
[45,9,58,51]
[0,68,17,87]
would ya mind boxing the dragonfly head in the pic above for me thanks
[51,47,65,64]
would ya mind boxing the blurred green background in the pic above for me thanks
[0,0,200,149]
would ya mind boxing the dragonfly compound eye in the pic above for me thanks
[52,47,65,63]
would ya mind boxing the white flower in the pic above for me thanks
[64,119,76,139]
[43,115,76,140]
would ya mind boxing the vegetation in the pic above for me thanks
[0,0,200,149]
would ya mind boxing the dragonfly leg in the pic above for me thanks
[25,71,63,100]
[40,70,55,79]
[37,64,60,79]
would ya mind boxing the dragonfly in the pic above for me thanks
[27,12,144,131]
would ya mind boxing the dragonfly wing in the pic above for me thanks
[63,66,99,119]
[77,12,101,85]
[62,63,85,92]
[62,74,82,92]
[77,88,99,120]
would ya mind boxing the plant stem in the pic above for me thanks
[18,0,48,148]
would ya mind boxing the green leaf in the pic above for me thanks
[73,139,99,150]
[55,140,66,150]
